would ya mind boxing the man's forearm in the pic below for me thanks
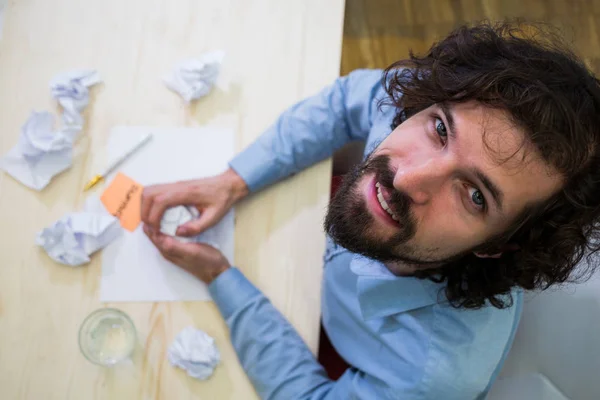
[208,268,399,399]
[228,70,381,193]
[208,268,334,399]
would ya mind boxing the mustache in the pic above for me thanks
[362,154,412,223]
[324,152,420,265]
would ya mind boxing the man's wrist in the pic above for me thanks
[223,168,249,203]
[208,268,262,320]
[199,264,230,285]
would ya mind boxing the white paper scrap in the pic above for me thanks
[160,205,200,243]
[1,111,74,190]
[163,51,224,103]
[36,197,122,266]
[169,327,220,380]
[50,69,101,132]
[159,205,223,247]
[2,69,100,190]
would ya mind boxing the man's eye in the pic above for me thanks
[435,118,448,141]
[468,186,486,210]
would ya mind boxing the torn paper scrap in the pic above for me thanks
[160,205,200,243]
[1,111,74,190]
[50,70,101,131]
[36,201,121,266]
[168,327,220,380]
[163,51,224,103]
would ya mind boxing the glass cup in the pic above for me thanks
[78,308,136,367]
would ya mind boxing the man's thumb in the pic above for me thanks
[176,208,218,237]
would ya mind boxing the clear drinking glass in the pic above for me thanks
[78,308,136,367]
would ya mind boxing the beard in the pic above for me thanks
[324,154,466,267]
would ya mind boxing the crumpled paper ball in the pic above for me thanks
[163,51,224,103]
[160,205,200,243]
[35,197,122,266]
[168,326,220,380]
[159,205,220,249]
[50,69,102,130]
[1,111,74,190]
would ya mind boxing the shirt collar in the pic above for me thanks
[350,254,447,320]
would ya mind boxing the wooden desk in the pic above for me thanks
[0,1,344,398]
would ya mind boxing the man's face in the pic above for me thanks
[325,101,563,269]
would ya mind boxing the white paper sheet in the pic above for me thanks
[100,126,235,302]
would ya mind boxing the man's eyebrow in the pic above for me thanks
[473,168,504,212]
[439,102,457,137]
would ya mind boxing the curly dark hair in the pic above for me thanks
[383,21,600,309]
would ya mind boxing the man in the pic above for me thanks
[141,22,600,399]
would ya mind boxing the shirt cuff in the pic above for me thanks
[228,140,278,193]
[208,267,262,319]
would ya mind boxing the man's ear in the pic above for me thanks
[473,243,520,259]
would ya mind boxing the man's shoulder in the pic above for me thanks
[367,293,522,399]
[343,68,387,99]
[412,290,522,398]
[344,68,385,80]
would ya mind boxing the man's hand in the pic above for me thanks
[141,168,249,237]
[144,224,230,284]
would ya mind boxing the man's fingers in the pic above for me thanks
[146,228,186,265]
[162,252,185,266]
[176,208,218,237]
[145,223,196,256]
[146,199,170,228]
[146,190,194,228]
[140,188,156,225]
[160,236,191,258]
[144,224,165,249]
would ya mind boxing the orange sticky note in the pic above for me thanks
[100,173,144,232]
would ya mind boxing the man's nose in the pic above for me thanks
[392,156,454,205]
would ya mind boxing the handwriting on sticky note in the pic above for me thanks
[100,173,143,232]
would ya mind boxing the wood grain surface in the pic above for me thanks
[0,1,344,399]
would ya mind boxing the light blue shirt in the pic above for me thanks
[209,69,523,399]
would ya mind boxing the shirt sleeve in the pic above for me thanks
[229,69,384,193]
[209,268,407,400]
